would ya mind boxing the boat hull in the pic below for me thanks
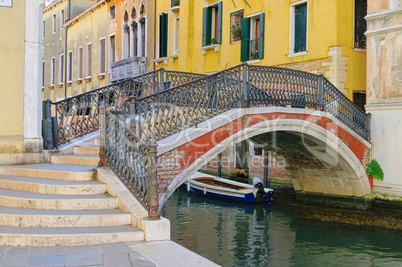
[185,172,273,203]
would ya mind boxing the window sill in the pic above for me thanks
[353,48,366,52]
[246,59,261,64]
[57,84,63,88]
[154,57,168,65]
[49,85,55,90]
[288,51,308,58]
[85,77,92,82]
[169,54,178,62]
[171,5,180,12]
[201,44,220,54]
[66,81,72,87]
[76,79,83,84]
[98,74,105,80]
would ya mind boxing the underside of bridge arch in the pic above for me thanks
[250,131,368,197]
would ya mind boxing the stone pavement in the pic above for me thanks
[0,241,219,267]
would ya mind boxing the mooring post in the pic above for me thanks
[263,149,269,187]
[148,143,160,220]
[42,99,54,150]
[217,153,222,177]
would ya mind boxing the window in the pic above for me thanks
[353,92,366,112]
[202,2,222,46]
[67,51,72,82]
[60,9,64,29]
[109,5,116,20]
[42,61,45,87]
[173,17,179,55]
[52,14,56,34]
[43,20,45,38]
[110,35,116,63]
[230,10,243,42]
[99,38,106,74]
[59,54,64,83]
[159,13,168,58]
[290,2,308,55]
[354,0,367,49]
[240,13,265,61]
[50,57,55,85]
[87,44,92,77]
[132,23,138,57]
[78,47,83,79]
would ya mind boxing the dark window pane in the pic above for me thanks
[294,3,307,53]
[354,0,367,49]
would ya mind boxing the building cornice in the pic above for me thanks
[365,8,402,21]
[65,0,107,28]
[366,103,402,112]
[43,0,65,14]
[365,25,402,36]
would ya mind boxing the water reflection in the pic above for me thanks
[161,187,402,267]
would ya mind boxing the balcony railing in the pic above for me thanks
[110,56,146,82]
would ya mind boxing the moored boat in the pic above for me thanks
[185,172,273,203]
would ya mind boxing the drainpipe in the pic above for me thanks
[153,0,156,70]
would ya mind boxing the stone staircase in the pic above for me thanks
[0,139,145,246]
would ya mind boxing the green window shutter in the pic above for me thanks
[159,14,163,57]
[217,2,222,44]
[240,18,250,62]
[294,3,307,53]
[258,13,265,59]
[202,7,212,46]
[161,13,168,57]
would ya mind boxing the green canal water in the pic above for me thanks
[161,187,402,267]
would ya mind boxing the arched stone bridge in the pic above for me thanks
[156,107,371,207]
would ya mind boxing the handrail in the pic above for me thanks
[99,107,159,219]
[44,68,205,148]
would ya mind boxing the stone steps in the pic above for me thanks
[0,175,106,195]
[51,154,100,166]
[0,206,131,227]
[0,137,145,246]
[0,164,95,181]
[0,225,144,247]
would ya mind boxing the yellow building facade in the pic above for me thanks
[154,0,367,105]
[0,0,43,164]
[64,0,109,97]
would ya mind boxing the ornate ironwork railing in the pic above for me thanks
[44,69,204,148]
[127,64,369,142]
[98,107,160,219]
[133,66,242,143]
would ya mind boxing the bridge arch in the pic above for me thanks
[157,108,371,208]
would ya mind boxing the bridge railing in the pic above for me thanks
[133,65,242,143]
[98,106,160,219]
[127,64,369,143]
[43,69,204,148]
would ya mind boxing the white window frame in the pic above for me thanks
[99,38,106,74]
[78,46,84,80]
[52,14,56,34]
[67,51,73,82]
[289,0,308,57]
[59,54,64,84]
[60,9,64,29]
[86,43,92,78]
[50,57,55,85]
[109,5,116,20]
[110,35,116,64]
[173,16,179,56]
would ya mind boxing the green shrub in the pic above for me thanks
[366,159,384,181]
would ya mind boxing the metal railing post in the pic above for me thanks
[318,74,324,110]
[129,97,137,134]
[42,99,54,150]
[148,143,160,220]
[98,105,107,167]
[242,63,250,108]
[159,68,165,91]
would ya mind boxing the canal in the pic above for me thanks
[161,187,402,267]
